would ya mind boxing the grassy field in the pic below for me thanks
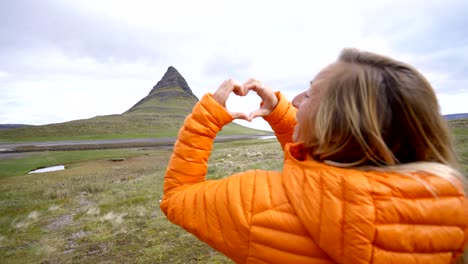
[0,121,467,263]
[453,126,468,174]
[0,149,153,179]
[0,114,268,143]
[0,139,283,263]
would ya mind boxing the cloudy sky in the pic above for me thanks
[1,0,467,131]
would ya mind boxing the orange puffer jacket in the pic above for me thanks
[160,92,468,264]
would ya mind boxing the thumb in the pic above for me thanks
[230,111,250,121]
[248,108,270,121]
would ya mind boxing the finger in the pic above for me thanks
[214,79,240,105]
[245,82,266,94]
[231,79,242,88]
[243,78,257,86]
[249,108,271,120]
[221,79,240,91]
[248,86,273,105]
[233,87,248,96]
[243,80,260,88]
[230,111,250,121]
[233,82,248,96]
[243,78,261,88]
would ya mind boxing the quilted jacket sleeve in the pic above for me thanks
[160,93,254,263]
[263,92,297,150]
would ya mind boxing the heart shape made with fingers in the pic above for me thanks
[225,91,263,121]
[213,79,278,121]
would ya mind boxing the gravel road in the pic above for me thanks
[0,135,275,156]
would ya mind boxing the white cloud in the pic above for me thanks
[437,92,468,115]
[0,71,11,79]
[0,77,152,125]
[0,0,467,131]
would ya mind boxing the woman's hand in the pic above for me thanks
[213,79,250,121]
[243,78,279,121]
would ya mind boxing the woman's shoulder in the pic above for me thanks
[280,150,467,261]
[281,143,466,226]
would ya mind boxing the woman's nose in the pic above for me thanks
[292,92,305,108]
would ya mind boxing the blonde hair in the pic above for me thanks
[299,48,466,191]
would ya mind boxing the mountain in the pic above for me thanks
[0,67,268,142]
[125,66,198,116]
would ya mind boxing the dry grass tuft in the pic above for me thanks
[100,212,126,225]
[48,204,60,211]
[86,207,100,216]
[27,211,40,220]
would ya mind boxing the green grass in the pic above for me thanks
[0,122,467,263]
[0,139,283,263]
[0,117,268,143]
[0,149,154,179]
[450,118,468,175]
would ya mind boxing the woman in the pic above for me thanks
[160,48,468,263]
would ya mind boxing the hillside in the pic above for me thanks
[0,67,268,142]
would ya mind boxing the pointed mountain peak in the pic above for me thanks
[125,66,198,115]
[149,66,195,97]
[167,65,178,73]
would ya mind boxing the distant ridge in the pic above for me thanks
[0,124,31,130]
[444,113,468,120]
